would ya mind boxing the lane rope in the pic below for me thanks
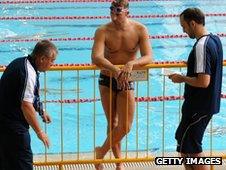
[1,33,226,43]
[1,13,226,20]
[44,94,226,103]
[0,0,177,4]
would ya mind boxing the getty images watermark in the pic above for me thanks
[155,157,222,165]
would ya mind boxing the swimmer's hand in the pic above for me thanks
[116,61,134,90]
[121,61,134,81]
[111,67,124,90]
[112,67,122,80]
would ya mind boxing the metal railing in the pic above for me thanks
[1,62,226,170]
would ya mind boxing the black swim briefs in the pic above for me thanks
[98,73,134,92]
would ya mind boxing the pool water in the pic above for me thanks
[0,0,226,154]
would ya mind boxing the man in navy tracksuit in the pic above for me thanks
[169,8,223,170]
[0,40,58,170]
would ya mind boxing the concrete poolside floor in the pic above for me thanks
[34,162,226,170]
[34,151,226,170]
[102,162,226,170]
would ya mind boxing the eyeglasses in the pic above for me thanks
[110,6,128,14]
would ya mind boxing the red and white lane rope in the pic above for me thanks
[45,96,183,103]
[0,0,177,4]
[1,33,226,43]
[1,13,226,20]
[45,94,226,103]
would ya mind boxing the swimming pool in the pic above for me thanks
[0,0,226,155]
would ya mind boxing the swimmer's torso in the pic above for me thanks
[101,20,141,75]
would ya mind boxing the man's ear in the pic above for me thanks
[40,56,45,63]
[190,20,196,27]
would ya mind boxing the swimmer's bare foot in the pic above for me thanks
[94,147,104,170]
[116,164,125,170]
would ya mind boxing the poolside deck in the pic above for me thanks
[34,151,226,170]
[33,162,226,170]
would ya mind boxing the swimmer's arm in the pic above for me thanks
[91,28,120,74]
[128,26,153,68]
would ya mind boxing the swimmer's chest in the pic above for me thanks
[105,29,139,52]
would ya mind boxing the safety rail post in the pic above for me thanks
[76,70,80,160]
[135,81,139,158]
[162,74,166,156]
[60,70,64,161]
[93,70,97,159]
[44,72,48,161]
[178,67,183,121]
[109,72,113,159]
[126,84,129,158]
[146,69,150,158]
[210,118,214,170]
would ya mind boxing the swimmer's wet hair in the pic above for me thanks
[111,0,129,9]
